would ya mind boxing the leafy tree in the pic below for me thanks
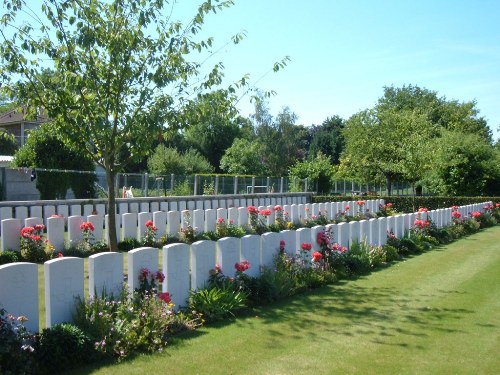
[183,90,242,171]
[0,128,17,155]
[220,138,267,175]
[339,108,434,195]
[13,123,95,199]
[147,145,213,176]
[379,84,492,143]
[251,101,306,176]
[0,0,242,250]
[308,115,344,163]
[425,131,497,196]
[289,152,335,194]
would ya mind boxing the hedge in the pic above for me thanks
[313,195,500,213]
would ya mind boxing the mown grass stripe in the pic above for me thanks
[69,226,500,375]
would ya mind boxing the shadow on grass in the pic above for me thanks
[240,280,474,350]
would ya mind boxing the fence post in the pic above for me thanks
[215,175,219,194]
[234,176,238,195]
[304,178,308,192]
[170,174,174,194]
[266,176,270,192]
[144,173,148,197]
[251,177,255,194]
[194,174,198,196]
[280,177,284,193]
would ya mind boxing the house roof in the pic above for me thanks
[0,107,48,125]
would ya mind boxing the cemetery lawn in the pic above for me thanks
[68,226,500,375]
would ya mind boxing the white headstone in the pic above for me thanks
[15,206,28,221]
[192,209,205,235]
[336,222,348,248]
[47,216,65,251]
[70,204,81,217]
[45,257,84,328]
[205,209,216,232]
[89,252,123,299]
[296,227,312,253]
[261,232,280,268]
[348,221,360,247]
[217,237,241,276]
[311,225,325,251]
[191,240,216,290]
[279,229,297,257]
[163,243,190,309]
[43,205,56,225]
[227,207,238,225]
[138,212,153,240]
[0,262,39,332]
[240,235,261,277]
[127,247,159,293]
[238,207,248,227]
[151,202,160,212]
[217,208,228,223]
[30,206,43,221]
[83,204,93,218]
[68,215,84,245]
[359,220,368,243]
[378,217,388,246]
[140,202,149,213]
[368,218,379,246]
[87,215,104,242]
[151,211,166,239]
[57,205,69,219]
[167,211,181,237]
[122,213,138,240]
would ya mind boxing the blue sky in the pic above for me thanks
[174,0,500,140]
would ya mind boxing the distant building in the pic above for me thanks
[0,107,48,147]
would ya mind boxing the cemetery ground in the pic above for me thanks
[66,225,500,375]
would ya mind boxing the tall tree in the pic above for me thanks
[0,0,241,250]
[339,108,434,195]
[426,130,497,196]
[183,90,242,171]
[13,123,95,199]
[308,115,345,163]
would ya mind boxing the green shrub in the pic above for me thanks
[382,244,400,262]
[0,250,21,265]
[344,241,372,275]
[188,286,248,322]
[117,237,141,252]
[37,323,95,373]
[0,308,36,374]
[73,287,197,360]
[462,218,481,234]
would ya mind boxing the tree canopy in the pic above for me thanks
[0,0,245,249]
[339,84,496,196]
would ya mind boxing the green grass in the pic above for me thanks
[65,226,500,375]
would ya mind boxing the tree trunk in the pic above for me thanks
[106,169,118,251]
[386,175,392,196]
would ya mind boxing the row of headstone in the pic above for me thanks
[0,201,492,333]
[0,195,311,228]
[0,200,383,251]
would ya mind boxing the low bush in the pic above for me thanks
[0,250,21,265]
[37,323,95,373]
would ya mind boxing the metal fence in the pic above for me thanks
[1,166,423,201]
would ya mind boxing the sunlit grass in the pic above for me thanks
[65,226,500,374]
